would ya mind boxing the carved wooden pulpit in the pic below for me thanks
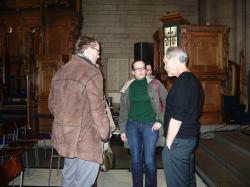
[153,13,230,124]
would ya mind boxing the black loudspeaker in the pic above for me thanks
[134,42,153,65]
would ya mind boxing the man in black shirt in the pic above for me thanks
[162,47,204,187]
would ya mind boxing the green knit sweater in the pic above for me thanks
[128,78,156,123]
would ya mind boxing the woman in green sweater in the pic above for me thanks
[119,60,168,187]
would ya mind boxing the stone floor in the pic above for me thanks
[11,169,207,187]
[7,125,250,187]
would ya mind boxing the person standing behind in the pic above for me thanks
[145,63,154,79]
[162,47,204,187]
[119,60,168,187]
[48,35,110,187]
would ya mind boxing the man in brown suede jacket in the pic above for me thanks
[48,35,110,187]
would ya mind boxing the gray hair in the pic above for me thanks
[74,35,98,54]
[165,47,188,64]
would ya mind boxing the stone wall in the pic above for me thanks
[204,0,250,106]
[82,0,198,102]
[205,0,236,62]
[82,0,249,104]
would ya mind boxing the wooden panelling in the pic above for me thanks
[36,55,65,132]
[44,10,75,55]
[0,10,40,57]
[200,80,222,123]
[202,81,221,110]
[37,56,63,113]
[189,33,222,68]
[0,0,82,133]
[180,25,229,75]
[154,24,229,124]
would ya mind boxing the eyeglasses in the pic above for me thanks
[90,46,100,54]
[133,67,146,72]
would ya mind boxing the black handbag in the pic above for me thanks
[100,142,114,171]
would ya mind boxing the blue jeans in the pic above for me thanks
[162,138,197,187]
[126,119,159,187]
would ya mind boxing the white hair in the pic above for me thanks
[165,47,188,64]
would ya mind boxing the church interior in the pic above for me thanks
[0,0,249,186]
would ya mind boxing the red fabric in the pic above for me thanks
[153,80,164,113]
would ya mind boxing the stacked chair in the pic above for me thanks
[0,123,24,186]
[0,149,24,187]
[0,118,38,175]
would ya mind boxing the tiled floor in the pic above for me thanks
[11,168,207,187]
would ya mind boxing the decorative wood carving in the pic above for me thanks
[153,24,230,124]
[0,0,82,133]
[180,25,229,75]
[35,55,63,132]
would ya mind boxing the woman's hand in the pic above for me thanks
[152,122,162,131]
[120,133,127,142]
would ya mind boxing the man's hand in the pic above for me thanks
[120,133,127,142]
[166,140,171,149]
[166,118,182,150]
[152,122,162,131]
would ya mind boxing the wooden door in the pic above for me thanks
[36,55,63,132]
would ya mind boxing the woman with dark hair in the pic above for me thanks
[119,59,168,187]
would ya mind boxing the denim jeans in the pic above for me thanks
[126,119,159,187]
[62,158,99,187]
[162,138,197,187]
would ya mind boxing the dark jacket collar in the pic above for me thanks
[77,54,94,66]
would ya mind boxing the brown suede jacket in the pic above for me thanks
[48,55,110,164]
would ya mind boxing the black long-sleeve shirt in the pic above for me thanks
[164,72,204,138]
